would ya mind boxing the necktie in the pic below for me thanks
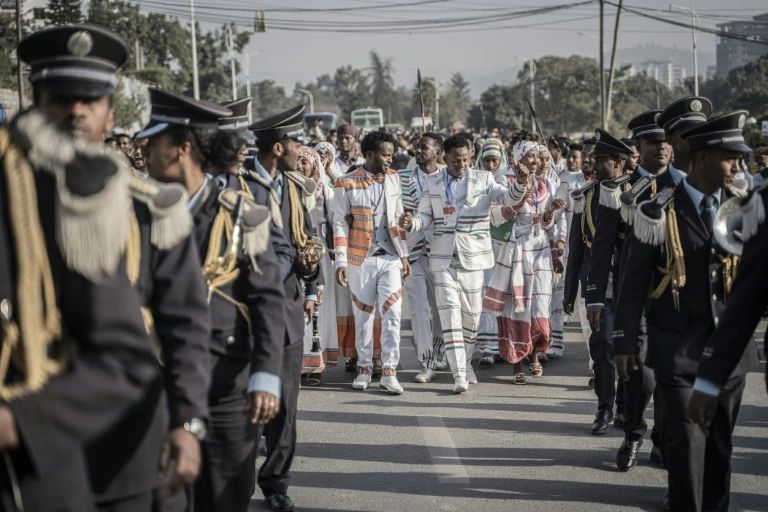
[701,195,715,235]
[271,177,282,199]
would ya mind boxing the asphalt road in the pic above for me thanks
[251,301,768,512]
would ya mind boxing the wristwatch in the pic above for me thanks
[183,418,207,441]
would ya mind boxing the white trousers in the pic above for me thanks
[576,285,593,370]
[347,254,403,370]
[404,253,443,369]
[433,261,484,379]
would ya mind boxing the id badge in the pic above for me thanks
[532,215,541,237]
[443,206,457,228]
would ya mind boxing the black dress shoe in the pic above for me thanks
[650,445,664,466]
[613,412,625,428]
[591,409,613,435]
[266,493,295,512]
[616,437,643,471]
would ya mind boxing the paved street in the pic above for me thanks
[252,301,768,512]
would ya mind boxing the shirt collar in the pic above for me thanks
[683,177,721,212]
[254,157,273,183]
[635,166,655,179]
[666,163,687,186]
[187,175,212,212]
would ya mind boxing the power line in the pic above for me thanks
[135,0,454,13]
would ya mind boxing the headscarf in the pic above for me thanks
[337,124,359,139]
[475,138,510,181]
[315,142,336,158]
[512,140,537,162]
[299,146,324,211]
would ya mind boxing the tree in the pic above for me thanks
[251,80,291,120]
[368,51,395,109]
[46,0,82,26]
[113,75,146,132]
[332,65,372,122]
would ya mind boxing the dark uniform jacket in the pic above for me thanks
[190,179,285,393]
[586,170,677,306]
[242,169,319,345]
[697,186,766,386]
[0,116,159,512]
[563,181,601,309]
[87,197,212,502]
[612,182,759,377]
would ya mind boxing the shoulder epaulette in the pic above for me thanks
[129,176,192,250]
[571,180,599,214]
[620,176,653,225]
[15,110,130,281]
[633,187,675,246]
[599,180,621,210]
[218,188,271,257]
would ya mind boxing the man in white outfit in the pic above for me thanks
[399,135,526,394]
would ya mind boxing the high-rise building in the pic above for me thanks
[716,14,768,76]
[625,61,688,90]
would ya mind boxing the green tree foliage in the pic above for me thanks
[45,0,82,26]
[113,76,146,131]
[368,51,394,112]
[251,80,292,120]
[332,65,372,122]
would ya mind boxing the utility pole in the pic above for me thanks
[16,0,24,107]
[435,80,440,131]
[599,0,605,129]
[605,0,623,128]
[190,0,200,99]
[226,27,237,101]
[243,55,252,123]
[670,4,699,96]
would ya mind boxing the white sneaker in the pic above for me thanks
[548,346,564,358]
[414,368,436,383]
[379,375,404,395]
[453,377,469,394]
[352,373,371,390]
[435,355,448,371]
[466,365,478,384]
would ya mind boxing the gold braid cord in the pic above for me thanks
[201,206,252,334]
[651,179,658,197]
[0,129,65,401]
[582,188,596,248]
[718,255,740,301]
[287,179,311,249]
[648,202,686,311]
[237,176,255,201]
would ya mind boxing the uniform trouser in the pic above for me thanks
[347,254,403,370]
[655,372,746,512]
[433,261,483,379]
[576,285,593,369]
[620,319,661,446]
[195,356,261,512]
[588,304,615,412]
[259,339,302,497]
[404,253,442,370]
[616,378,626,415]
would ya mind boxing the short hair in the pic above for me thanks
[104,137,116,144]
[620,137,636,149]
[455,132,474,148]
[360,130,397,155]
[583,137,597,146]
[115,133,131,141]
[421,132,443,151]
[443,134,470,154]
[568,142,584,152]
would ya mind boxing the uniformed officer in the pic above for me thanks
[244,105,321,512]
[612,111,758,512]
[16,26,213,512]
[137,88,287,512]
[564,130,632,435]
[656,96,713,176]
[0,24,160,512]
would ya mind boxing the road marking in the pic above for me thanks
[417,416,470,484]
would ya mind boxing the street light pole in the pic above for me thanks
[243,55,252,123]
[190,0,200,99]
[226,27,237,101]
[670,4,699,96]
[297,89,314,113]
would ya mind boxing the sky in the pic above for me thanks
[32,0,768,96]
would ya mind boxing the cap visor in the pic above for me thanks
[637,134,666,142]
[37,80,114,99]
[135,122,170,140]
[236,129,256,144]
[720,142,753,154]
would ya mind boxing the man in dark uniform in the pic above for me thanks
[137,88,287,512]
[16,25,213,512]
[564,129,632,436]
[613,111,758,511]
[657,97,713,176]
[0,25,160,512]
[244,105,321,512]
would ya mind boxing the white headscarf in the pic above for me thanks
[512,141,537,162]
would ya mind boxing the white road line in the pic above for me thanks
[417,416,470,484]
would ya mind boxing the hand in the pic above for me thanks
[562,300,574,316]
[556,241,566,256]
[549,199,566,213]
[586,305,604,332]
[0,406,19,450]
[297,249,319,275]
[345,214,354,228]
[615,355,640,382]
[159,427,201,498]
[399,211,413,230]
[317,288,323,306]
[248,391,280,425]
[687,390,717,437]
[336,267,348,287]
[553,258,564,274]
[516,163,531,185]
[401,258,412,281]
[304,300,315,322]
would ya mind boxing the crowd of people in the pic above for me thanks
[0,22,766,512]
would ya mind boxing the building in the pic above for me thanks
[625,61,688,90]
[716,14,768,76]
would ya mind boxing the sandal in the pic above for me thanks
[513,373,528,385]
[345,357,357,372]
[529,363,544,378]
[305,372,322,386]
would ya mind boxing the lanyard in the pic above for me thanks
[368,174,383,210]
[415,169,423,195]
[532,177,539,214]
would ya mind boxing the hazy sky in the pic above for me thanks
[35,0,768,96]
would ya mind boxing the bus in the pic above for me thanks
[351,108,384,131]
[303,112,337,132]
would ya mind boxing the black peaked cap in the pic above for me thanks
[657,96,713,134]
[681,110,752,154]
[591,128,633,159]
[135,88,232,140]
[627,110,665,141]
[248,105,306,143]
